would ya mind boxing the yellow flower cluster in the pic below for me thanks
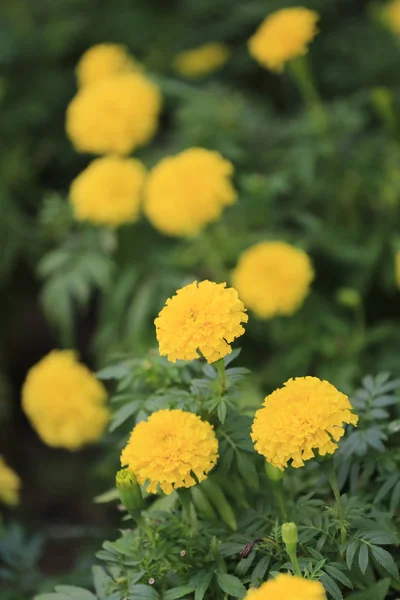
[76,43,139,88]
[22,350,109,451]
[121,409,218,494]
[384,0,400,35]
[66,72,162,155]
[69,156,146,226]
[155,280,248,363]
[245,574,326,600]
[251,377,358,470]
[144,148,236,237]
[0,456,21,506]
[174,42,230,79]
[232,241,314,319]
[248,7,319,72]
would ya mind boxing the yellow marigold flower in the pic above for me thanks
[395,251,400,288]
[0,456,21,506]
[251,377,358,470]
[232,241,314,319]
[144,148,236,237]
[66,73,162,155]
[248,7,319,72]
[173,42,230,79]
[384,0,400,34]
[76,43,139,88]
[22,350,109,451]
[245,574,326,600]
[155,280,248,363]
[69,156,146,227]
[121,409,218,495]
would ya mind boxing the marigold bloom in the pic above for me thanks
[144,148,236,237]
[251,377,358,470]
[174,42,230,79]
[232,241,314,319]
[245,574,326,600]
[395,251,400,288]
[70,156,146,226]
[0,456,21,506]
[66,73,162,155]
[248,7,319,72]
[384,0,400,34]
[76,43,139,88]
[155,280,248,363]
[121,409,218,494]
[22,351,109,451]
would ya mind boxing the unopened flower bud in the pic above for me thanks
[116,468,143,520]
[265,461,284,482]
[282,522,298,547]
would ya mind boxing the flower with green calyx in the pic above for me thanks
[282,522,302,577]
[116,468,144,523]
[265,461,284,482]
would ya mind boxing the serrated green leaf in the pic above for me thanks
[374,473,398,503]
[55,587,97,600]
[235,549,256,577]
[324,566,352,588]
[217,401,227,423]
[370,545,399,579]
[345,578,390,600]
[34,595,72,600]
[346,540,358,570]
[130,585,159,600]
[109,402,138,432]
[190,486,217,520]
[189,571,213,600]
[216,573,246,598]
[321,574,343,600]
[390,481,400,513]
[163,587,194,600]
[201,480,237,530]
[236,451,259,489]
[92,566,113,600]
[93,488,119,504]
[358,544,369,574]
[250,556,270,587]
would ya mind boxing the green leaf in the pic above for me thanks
[130,585,159,600]
[374,472,398,503]
[345,579,390,600]
[163,586,194,600]
[250,556,270,587]
[200,480,237,530]
[93,488,119,504]
[109,402,138,432]
[390,481,400,513]
[236,452,259,489]
[324,566,353,588]
[216,573,246,599]
[370,545,399,579]
[55,587,97,600]
[189,571,213,600]
[92,566,113,600]
[346,540,359,570]
[217,401,227,424]
[235,549,256,577]
[34,596,72,600]
[320,574,343,600]
[190,486,217,520]
[358,544,369,574]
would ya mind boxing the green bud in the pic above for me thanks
[282,522,298,547]
[336,287,361,309]
[265,461,284,482]
[116,468,143,518]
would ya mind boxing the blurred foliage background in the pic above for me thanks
[2,0,400,595]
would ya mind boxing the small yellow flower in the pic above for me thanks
[248,7,319,72]
[121,409,218,495]
[251,377,358,470]
[155,280,248,363]
[0,456,21,506]
[232,241,314,319]
[384,0,400,35]
[144,148,236,237]
[174,42,230,79]
[76,43,139,88]
[70,156,146,227]
[245,574,326,600]
[66,73,162,155]
[395,251,400,288]
[22,350,109,451]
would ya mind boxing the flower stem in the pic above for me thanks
[287,546,302,578]
[273,480,288,522]
[214,358,226,395]
[323,460,347,548]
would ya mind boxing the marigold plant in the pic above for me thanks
[69,156,146,226]
[143,148,236,237]
[0,456,21,506]
[120,409,218,494]
[251,376,358,469]
[22,350,109,450]
[232,241,314,319]
[66,72,162,155]
[155,280,248,363]
[76,43,139,88]
[244,574,326,599]
[248,7,319,72]
[173,42,230,79]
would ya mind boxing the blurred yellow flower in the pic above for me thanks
[76,43,139,88]
[232,241,314,319]
[248,7,319,72]
[70,156,146,226]
[251,377,358,470]
[0,456,21,506]
[245,574,326,599]
[22,350,109,451]
[155,280,248,363]
[66,73,162,155]
[384,0,400,34]
[174,42,230,79]
[395,251,400,288]
[144,148,236,237]
[121,409,218,494]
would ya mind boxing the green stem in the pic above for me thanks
[214,358,226,395]
[323,461,347,548]
[272,480,288,522]
[287,546,302,578]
